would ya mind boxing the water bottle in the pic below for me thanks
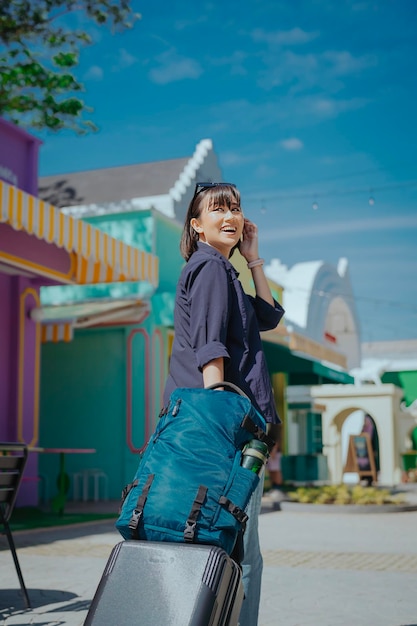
[241,440,269,474]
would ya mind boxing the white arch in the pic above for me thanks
[265,257,361,369]
[310,383,412,485]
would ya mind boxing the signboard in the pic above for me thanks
[344,433,377,483]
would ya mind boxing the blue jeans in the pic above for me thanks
[238,472,264,626]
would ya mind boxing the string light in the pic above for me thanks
[251,178,417,205]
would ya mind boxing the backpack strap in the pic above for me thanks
[119,479,138,513]
[184,485,207,542]
[219,496,249,530]
[128,473,154,539]
[241,415,275,451]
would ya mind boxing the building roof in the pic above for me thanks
[38,138,222,221]
[38,157,190,208]
[362,339,417,360]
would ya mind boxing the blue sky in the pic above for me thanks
[38,0,417,344]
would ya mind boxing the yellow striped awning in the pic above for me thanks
[36,299,150,343]
[41,322,73,343]
[0,180,159,286]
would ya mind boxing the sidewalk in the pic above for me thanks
[1,502,417,625]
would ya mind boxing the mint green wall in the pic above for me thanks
[84,209,183,295]
[84,211,154,251]
[153,211,183,292]
[39,318,168,500]
[39,327,127,499]
[38,211,182,502]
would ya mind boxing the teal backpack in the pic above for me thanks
[116,383,273,556]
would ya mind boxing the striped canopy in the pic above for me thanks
[0,180,159,286]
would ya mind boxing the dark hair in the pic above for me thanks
[180,184,241,261]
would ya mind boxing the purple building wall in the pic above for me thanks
[0,117,41,195]
[0,274,13,441]
[0,118,43,505]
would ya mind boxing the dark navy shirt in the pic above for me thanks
[164,242,285,423]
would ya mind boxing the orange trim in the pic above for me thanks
[103,233,108,265]
[28,194,34,233]
[47,203,55,242]
[92,260,100,283]
[7,184,14,221]
[58,212,65,246]
[67,212,73,249]
[86,224,92,258]
[77,219,83,253]
[38,199,45,238]
[64,323,72,342]
[17,288,41,447]
[16,189,23,229]
[0,250,74,282]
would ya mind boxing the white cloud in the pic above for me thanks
[207,95,370,136]
[280,137,304,151]
[260,214,417,241]
[311,96,370,117]
[84,65,104,81]
[323,50,377,77]
[211,50,248,76]
[116,48,138,69]
[255,44,377,93]
[220,151,255,166]
[251,27,320,46]
[149,49,203,84]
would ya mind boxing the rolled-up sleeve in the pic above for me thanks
[249,296,285,331]
[187,260,231,369]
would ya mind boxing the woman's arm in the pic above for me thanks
[240,218,274,306]
[202,357,224,388]
[250,263,274,306]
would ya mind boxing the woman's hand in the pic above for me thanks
[239,218,259,262]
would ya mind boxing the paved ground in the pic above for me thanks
[1,496,417,626]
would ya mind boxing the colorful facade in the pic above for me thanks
[0,118,158,505]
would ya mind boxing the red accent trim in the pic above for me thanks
[324,331,337,343]
[152,329,165,432]
[126,328,150,454]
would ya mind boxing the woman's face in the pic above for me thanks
[191,195,244,257]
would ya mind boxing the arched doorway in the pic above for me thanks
[341,411,380,483]
[311,383,408,485]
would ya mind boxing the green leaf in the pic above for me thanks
[0,1,140,134]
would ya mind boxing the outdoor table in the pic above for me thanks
[29,447,96,515]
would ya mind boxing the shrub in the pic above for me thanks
[288,484,406,505]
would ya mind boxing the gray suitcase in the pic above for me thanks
[84,540,244,625]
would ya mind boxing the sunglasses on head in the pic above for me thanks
[193,182,236,197]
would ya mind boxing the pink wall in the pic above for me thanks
[0,223,72,278]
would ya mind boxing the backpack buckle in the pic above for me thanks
[184,520,197,542]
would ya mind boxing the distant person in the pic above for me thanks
[360,413,379,484]
[267,440,282,489]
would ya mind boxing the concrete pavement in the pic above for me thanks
[1,500,417,625]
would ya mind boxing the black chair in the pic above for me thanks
[0,442,31,608]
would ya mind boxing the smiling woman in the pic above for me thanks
[164,181,285,626]
[190,184,244,258]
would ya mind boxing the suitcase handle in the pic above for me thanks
[206,381,249,400]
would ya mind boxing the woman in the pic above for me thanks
[164,182,284,626]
